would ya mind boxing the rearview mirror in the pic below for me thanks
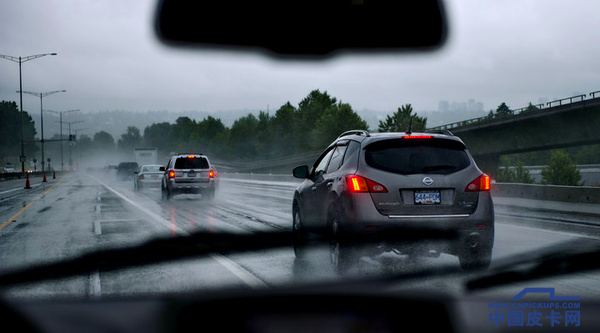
[155,0,448,57]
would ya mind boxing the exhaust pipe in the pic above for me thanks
[467,232,481,249]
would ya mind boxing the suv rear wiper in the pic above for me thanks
[466,238,600,292]
[422,165,456,172]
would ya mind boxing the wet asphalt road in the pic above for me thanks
[0,171,599,300]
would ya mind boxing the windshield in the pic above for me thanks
[0,1,599,331]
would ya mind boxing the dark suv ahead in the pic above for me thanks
[116,162,139,181]
[160,154,217,200]
[292,130,494,272]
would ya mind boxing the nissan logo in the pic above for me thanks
[423,177,433,186]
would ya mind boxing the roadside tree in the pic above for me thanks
[541,150,582,186]
[377,104,427,132]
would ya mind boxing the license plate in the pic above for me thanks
[414,191,440,205]
[187,172,196,177]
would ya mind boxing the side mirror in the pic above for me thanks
[134,171,138,174]
[293,165,309,179]
[159,166,165,172]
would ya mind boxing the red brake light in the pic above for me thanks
[465,174,491,192]
[346,175,388,193]
[187,155,196,158]
[348,175,368,192]
[209,170,214,178]
[168,170,176,178]
[403,135,433,139]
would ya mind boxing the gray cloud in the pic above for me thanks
[1,0,600,117]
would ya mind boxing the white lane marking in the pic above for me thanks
[97,180,188,234]
[89,270,102,299]
[0,182,42,195]
[94,220,101,235]
[208,254,268,288]
[95,178,268,289]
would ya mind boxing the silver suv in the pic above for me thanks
[160,154,217,200]
[292,130,494,272]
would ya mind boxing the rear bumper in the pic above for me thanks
[168,180,215,194]
[338,192,495,254]
[138,179,161,186]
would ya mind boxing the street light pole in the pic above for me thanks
[47,109,79,171]
[73,128,88,170]
[19,90,66,181]
[65,120,83,170]
[0,53,57,174]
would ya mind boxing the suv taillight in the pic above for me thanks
[403,135,433,139]
[209,170,214,178]
[346,175,388,193]
[168,170,176,178]
[465,174,491,192]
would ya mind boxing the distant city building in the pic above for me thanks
[438,100,449,112]
[438,99,483,112]
[451,101,467,112]
[468,99,484,112]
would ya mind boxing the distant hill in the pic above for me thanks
[33,108,489,140]
[35,109,258,140]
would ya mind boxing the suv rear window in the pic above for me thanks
[174,157,209,169]
[364,138,470,175]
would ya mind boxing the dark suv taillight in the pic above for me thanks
[346,175,388,193]
[465,174,491,192]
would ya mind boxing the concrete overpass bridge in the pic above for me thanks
[429,91,600,176]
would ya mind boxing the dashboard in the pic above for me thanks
[4,283,599,333]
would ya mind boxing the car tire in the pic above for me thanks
[161,185,170,201]
[458,245,492,270]
[329,209,355,273]
[204,188,215,201]
[292,205,307,259]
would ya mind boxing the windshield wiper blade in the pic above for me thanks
[0,228,458,287]
[466,239,600,292]
[0,231,291,286]
[422,165,456,172]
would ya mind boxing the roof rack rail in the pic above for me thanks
[337,130,370,138]
[426,129,454,136]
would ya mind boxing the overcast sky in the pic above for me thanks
[1,0,600,119]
